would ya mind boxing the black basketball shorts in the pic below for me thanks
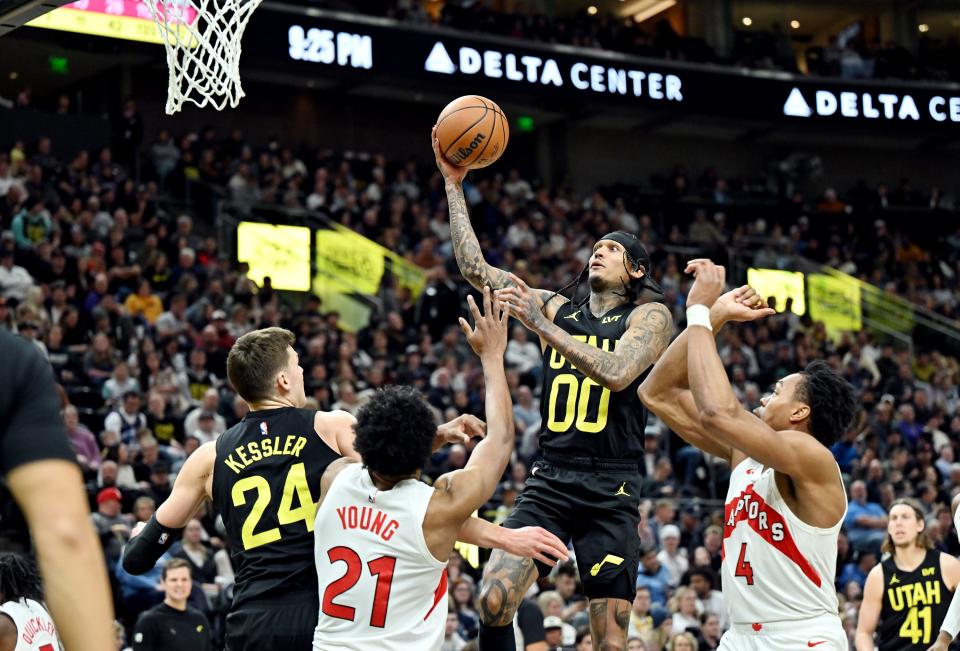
[502,454,642,602]
[224,591,318,651]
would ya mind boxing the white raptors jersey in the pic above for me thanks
[0,598,59,651]
[313,464,449,651]
[722,458,843,625]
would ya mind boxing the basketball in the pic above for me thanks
[435,95,509,169]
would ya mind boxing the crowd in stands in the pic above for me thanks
[329,0,960,84]
[2,100,960,650]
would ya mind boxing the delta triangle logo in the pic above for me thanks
[783,87,813,117]
[425,42,456,74]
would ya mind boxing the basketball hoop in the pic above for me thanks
[144,0,263,115]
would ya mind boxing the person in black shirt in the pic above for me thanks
[435,136,673,650]
[0,329,114,649]
[855,498,960,650]
[123,327,567,650]
[133,558,211,651]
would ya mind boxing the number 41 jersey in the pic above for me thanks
[538,301,649,460]
[212,407,340,610]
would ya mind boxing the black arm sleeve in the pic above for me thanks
[122,515,183,575]
[516,599,545,646]
[0,331,75,474]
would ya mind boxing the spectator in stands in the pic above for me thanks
[173,519,219,597]
[656,524,688,587]
[554,563,588,624]
[698,612,721,649]
[845,480,888,552]
[103,362,141,408]
[184,388,224,434]
[92,486,131,564]
[637,545,672,607]
[837,549,876,590]
[131,557,211,651]
[0,245,32,301]
[63,404,101,474]
[667,631,698,650]
[543,616,566,650]
[665,586,698,636]
[451,577,480,640]
[105,390,147,446]
[628,586,653,644]
[687,568,727,631]
[442,608,468,651]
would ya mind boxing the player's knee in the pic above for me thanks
[478,583,515,626]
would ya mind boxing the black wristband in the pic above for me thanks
[121,515,183,575]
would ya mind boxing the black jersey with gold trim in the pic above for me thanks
[878,549,953,651]
[537,301,649,461]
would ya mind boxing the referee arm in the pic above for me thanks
[1,332,114,651]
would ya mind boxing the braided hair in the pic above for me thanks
[0,553,42,604]
[550,247,647,308]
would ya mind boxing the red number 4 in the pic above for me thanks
[735,543,754,585]
[322,546,397,628]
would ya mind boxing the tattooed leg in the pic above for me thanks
[478,549,540,626]
[588,598,631,651]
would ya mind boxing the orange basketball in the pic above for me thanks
[435,95,509,169]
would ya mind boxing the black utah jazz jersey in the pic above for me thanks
[538,301,650,460]
[879,549,954,650]
[212,407,339,610]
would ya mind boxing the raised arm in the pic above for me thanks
[683,261,836,480]
[427,289,513,524]
[432,128,511,291]
[639,319,733,463]
[123,442,215,574]
[639,285,773,463]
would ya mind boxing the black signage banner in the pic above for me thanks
[244,6,960,129]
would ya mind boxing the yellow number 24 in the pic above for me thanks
[231,462,317,551]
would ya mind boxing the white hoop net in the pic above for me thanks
[144,0,264,115]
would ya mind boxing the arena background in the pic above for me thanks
[0,0,959,648]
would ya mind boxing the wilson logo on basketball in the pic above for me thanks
[448,133,486,164]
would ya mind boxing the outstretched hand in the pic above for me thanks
[500,526,570,567]
[712,285,776,325]
[459,286,509,359]
[435,414,487,448]
[432,125,469,185]
[496,273,546,332]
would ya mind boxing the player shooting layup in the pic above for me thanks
[433,129,674,650]
[639,260,857,650]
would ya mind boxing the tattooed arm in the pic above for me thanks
[500,278,674,392]
[432,127,554,299]
[540,303,673,391]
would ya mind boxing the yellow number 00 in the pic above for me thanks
[231,462,317,551]
[546,373,611,434]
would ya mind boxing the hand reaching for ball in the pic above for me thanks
[432,125,469,185]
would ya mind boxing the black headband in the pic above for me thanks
[597,231,664,295]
